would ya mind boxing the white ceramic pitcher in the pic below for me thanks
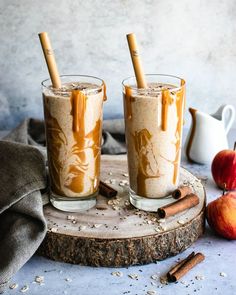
[185,104,235,164]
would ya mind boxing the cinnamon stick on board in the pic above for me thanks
[172,185,193,199]
[168,252,205,282]
[157,194,199,218]
[99,181,118,198]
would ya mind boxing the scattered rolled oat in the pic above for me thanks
[146,291,156,295]
[123,173,129,177]
[65,278,72,282]
[180,280,187,285]
[72,220,77,224]
[177,220,185,225]
[93,224,102,228]
[160,276,168,285]
[20,285,29,293]
[110,179,116,184]
[78,225,86,231]
[151,274,159,280]
[35,276,44,284]
[50,227,58,233]
[108,172,113,175]
[119,182,125,187]
[128,274,139,280]
[220,272,227,277]
[111,271,123,277]
[195,275,205,280]
[157,218,165,223]
[67,215,75,220]
[124,200,130,206]
[122,180,129,185]
[113,199,121,205]
[9,283,18,289]
[151,281,157,286]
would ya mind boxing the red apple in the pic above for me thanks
[211,143,236,190]
[206,192,236,239]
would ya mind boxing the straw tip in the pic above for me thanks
[126,32,135,39]
[38,32,48,37]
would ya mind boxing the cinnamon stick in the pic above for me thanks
[172,185,193,199]
[99,181,118,198]
[157,194,199,218]
[168,252,205,282]
[167,252,195,281]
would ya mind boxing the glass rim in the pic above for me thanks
[122,74,185,92]
[41,74,105,91]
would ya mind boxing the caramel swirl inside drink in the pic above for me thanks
[123,75,185,201]
[42,75,105,210]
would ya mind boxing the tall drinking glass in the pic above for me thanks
[123,74,185,211]
[42,75,105,212]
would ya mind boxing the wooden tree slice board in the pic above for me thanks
[39,155,205,267]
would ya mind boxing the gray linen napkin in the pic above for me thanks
[0,118,125,292]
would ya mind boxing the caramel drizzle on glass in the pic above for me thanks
[102,80,107,101]
[133,128,162,196]
[160,81,185,184]
[70,89,102,194]
[43,99,67,196]
[124,85,133,119]
[161,89,173,131]
[186,107,197,162]
[172,79,185,184]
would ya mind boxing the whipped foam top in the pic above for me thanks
[44,82,102,98]
[129,83,179,97]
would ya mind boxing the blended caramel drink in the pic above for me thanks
[123,74,185,211]
[42,75,105,211]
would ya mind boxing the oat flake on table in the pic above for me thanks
[128,273,139,280]
[20,285,29,292]
[67,215,75,220]
[195,275,205,280]
[35,275,44,283]
[9,283,18,289]
[220,272,227,277]
[151,274,159,280]
[111,271,123,277]
[65,278,72,282]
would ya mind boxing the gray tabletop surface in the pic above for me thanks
[1,129,236,295]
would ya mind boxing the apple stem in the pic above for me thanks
[223,183,227,195]
[234,141,236,151]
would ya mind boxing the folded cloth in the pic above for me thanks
[0,118,125,292]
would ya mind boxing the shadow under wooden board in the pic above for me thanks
[39,155,205,267]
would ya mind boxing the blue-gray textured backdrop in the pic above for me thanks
[0,0,236,129]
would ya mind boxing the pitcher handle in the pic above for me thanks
[222,105,235,134]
